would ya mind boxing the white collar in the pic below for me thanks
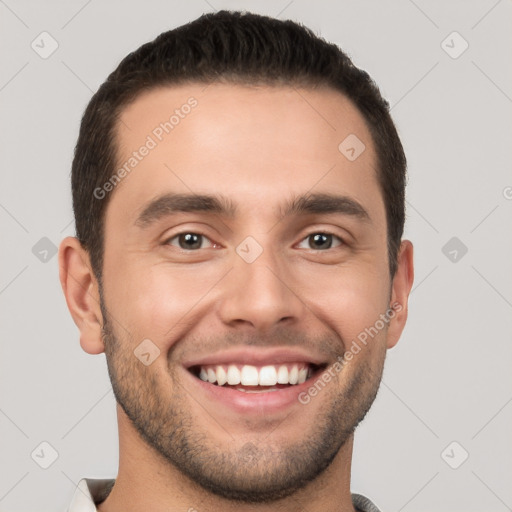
[67,478,115,512]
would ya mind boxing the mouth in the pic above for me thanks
[182,348,331,413]
[188,362,327,393]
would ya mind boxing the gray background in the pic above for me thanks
[1,1,511,511]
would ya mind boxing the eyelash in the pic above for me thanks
[164,231,345,251]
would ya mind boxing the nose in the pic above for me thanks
[217,243,305,332]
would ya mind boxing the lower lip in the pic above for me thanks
[182,368,316,414]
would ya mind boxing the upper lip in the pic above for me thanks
[183,347,327,369]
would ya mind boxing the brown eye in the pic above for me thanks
[166,232,213,250]
[297,232,343,250]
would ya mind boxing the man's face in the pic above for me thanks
[98,83,403,501]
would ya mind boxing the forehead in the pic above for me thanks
[106,82,383,228]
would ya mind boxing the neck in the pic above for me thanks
[97,405,357,512]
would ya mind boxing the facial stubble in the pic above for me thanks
[99,293,387,503]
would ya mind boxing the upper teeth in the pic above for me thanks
[198,364,310,386]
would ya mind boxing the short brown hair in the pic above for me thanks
[71,10,407,284]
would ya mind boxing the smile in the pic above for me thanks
[189,361,326,395]
[182,348,328,411]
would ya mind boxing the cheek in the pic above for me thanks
[105,262,221,344]
[295,263,390,345]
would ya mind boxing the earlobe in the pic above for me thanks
[58,236,105,355]
[386,240,414,349]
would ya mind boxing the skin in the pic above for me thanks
[59,83,414,512]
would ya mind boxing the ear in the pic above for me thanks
[386,240,414,349]
[58,236,105,354]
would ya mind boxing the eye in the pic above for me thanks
[296,232,344,251]
[165,232,216,250]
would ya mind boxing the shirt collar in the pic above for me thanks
[68,478,115,512]
[68,478,381,512]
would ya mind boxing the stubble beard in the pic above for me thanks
[99,295,386,503]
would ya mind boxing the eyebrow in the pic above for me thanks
[135,193,237,228]
[134,192,370,228]
[281,193,370,222]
